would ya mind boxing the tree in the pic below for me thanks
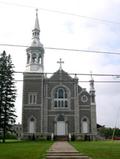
[0,51,16,143]
[98,126,120,139]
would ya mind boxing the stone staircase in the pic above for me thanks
[45,142,91,159]
[46,151,90,159]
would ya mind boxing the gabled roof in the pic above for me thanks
[49,69,74,81]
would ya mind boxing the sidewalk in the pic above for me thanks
[46,141,91,159]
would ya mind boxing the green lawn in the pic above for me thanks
[71,140,120,159]
[0,141,53,159]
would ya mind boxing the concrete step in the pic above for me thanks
[47,152,83,156]
[45,142,92,159]
[46,155,89,159]
[46,152,90,159]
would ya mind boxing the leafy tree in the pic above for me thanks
[0,51,16,143]
[98,126,120,139]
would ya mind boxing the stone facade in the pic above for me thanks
[22,11,97,140]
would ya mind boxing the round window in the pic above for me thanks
[81,95,88,103]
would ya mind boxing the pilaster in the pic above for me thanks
[40,74,44,133]
[43,80,48,133]
[90,102,97,135]
[74,81,79,134]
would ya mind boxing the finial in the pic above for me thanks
[90,71,95,90]
[74,74,78,79]
[90,71,93,80]
[57,58,64,70]
[36,8,38,16]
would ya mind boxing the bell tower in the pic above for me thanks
[22,10,45,139]
[26,9,44,72]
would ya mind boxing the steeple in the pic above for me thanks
[26,9,44,72]
[35,9,40,30]
[32,9,40,41]
[89,72,95,103]
[90,79,95,92]
[89,71,95,91]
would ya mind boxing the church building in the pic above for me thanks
[22,11,97,140]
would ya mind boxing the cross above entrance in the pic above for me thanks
[57,58,64,70]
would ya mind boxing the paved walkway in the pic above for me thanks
[49,141,78,152]
[46,141,91,159]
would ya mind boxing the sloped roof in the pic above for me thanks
[49,69,74,81]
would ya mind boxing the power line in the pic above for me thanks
[14,79,120,84]
[0,44,27,48]
[0,43,120,56]
[0,1,35,9]
[1,70,120,77]
[1,70,120,83]
[1,70,120,82]
[14,71,120,77]
[46,47,120,55]
[14,72,120,83]
[0,1,119,25]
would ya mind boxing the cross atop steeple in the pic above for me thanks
[57,58,64,70]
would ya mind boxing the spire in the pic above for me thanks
[31,9,43,48]
[89,71,96,103]
[90,71,94,91]
[34,9,40,30]
[90,71,93,80]
[26,9,44,72]
[32,9,40,41]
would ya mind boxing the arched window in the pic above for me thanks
[58,89,64,98]
[81,117,89,133]
[27,53,30,64]
[28,93,37,104]
[54,87,68,108]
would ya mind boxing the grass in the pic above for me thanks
[0,140,53,159]
[71,140,120,159]
[1,140,120,159]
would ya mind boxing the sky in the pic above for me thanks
[0,0,120,128]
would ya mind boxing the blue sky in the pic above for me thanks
[0,0,120,128]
